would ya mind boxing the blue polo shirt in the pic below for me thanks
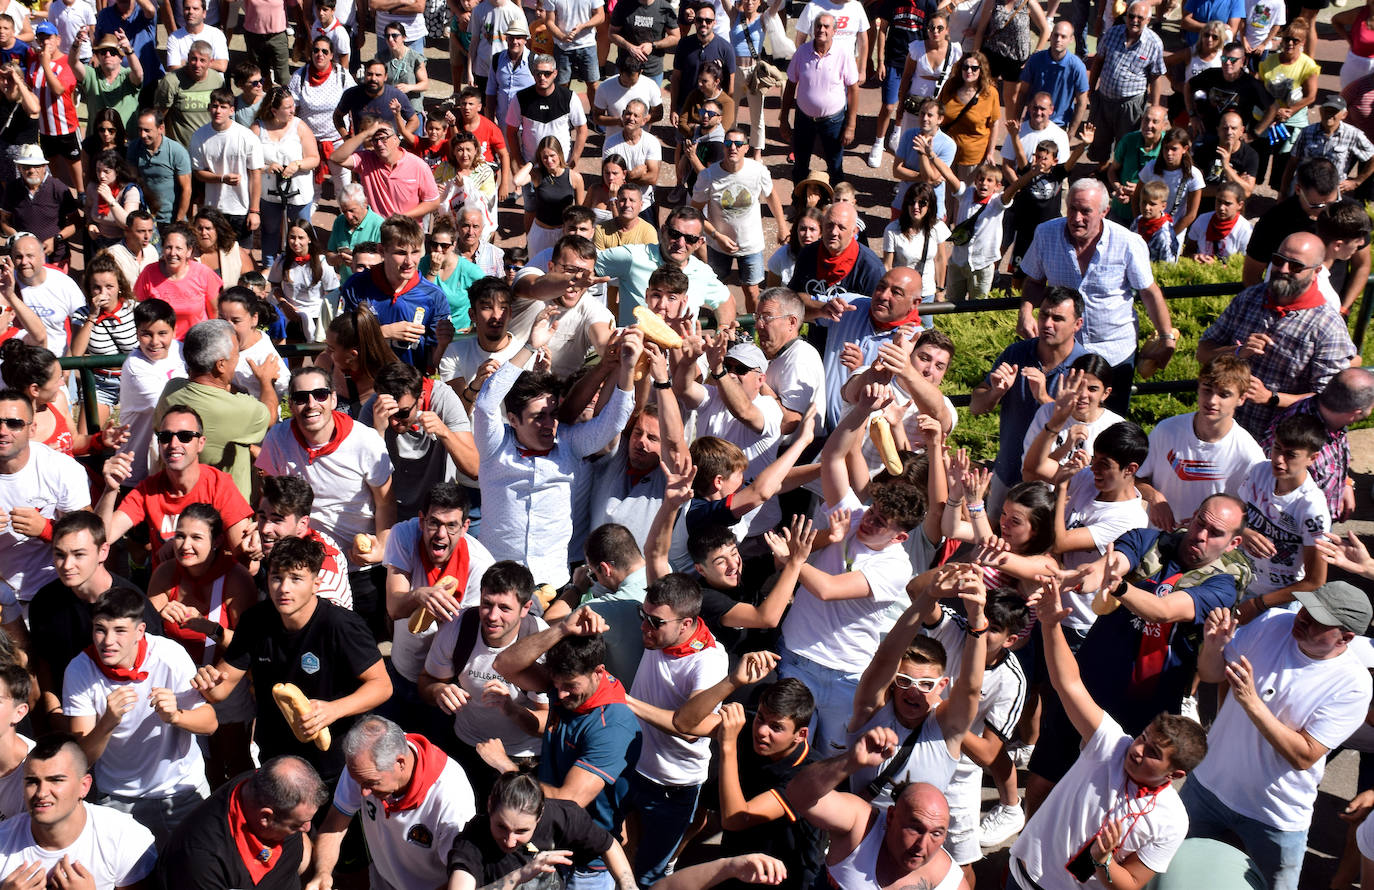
[127,136,191,224]
[339,267,451,370]
[1018,50,1089,128]
[95,4,160,87]
[985,337,1089,485]
[539,676,641,843]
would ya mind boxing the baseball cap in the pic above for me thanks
[1294,581,1372,633]
[725,341,767,372]
[33,21,58,38]
[1322,95,1348,113]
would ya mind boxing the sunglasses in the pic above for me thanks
[429,239,454,249]
[893,673,943,692]
[290,387,332,405]
[638,606,680,628]
[963,65,980,71]
[372,131,396,141]
[0,418,26,431]
[1222,55,1243,62]
[312,46,332,53]
[698,16,715,23]
[245,78,264,87]
[95,47,120,55]
[1271,253,1318,272]
[666,226,703,245]
[156,429,201,445]
[1282,36,1301,44]
[534,69,556,77]
[723,361,754,375]
[724,138,747,147]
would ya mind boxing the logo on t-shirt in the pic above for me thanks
[301,652,321,674]
[364,799,377,820]
[406,824,434,848]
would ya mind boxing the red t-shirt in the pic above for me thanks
[466,115,507,165]
[119,465,254,559]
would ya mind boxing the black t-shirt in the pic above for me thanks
[1010,163,1071,229]
[611,0,677,77]
[717,740,825,890]
[28,575,164,694]
[224,597,382,781]
[446,799,613,882]
[1188,68,1271,135]
[1195,141,1260,190]
[0,97,38,150]
[875,0,933,67]
[157,776,306,890]
[337,83,417,133]
[1245,195,1316,264]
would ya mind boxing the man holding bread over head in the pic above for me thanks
[191,536,392,787]
[381,482,494,737]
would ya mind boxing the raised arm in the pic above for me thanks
[1035,575,1105,739]
[644,450,696,584]
[493,605,608,692]
[936,573,989,757]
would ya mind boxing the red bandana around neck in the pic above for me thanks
[573,673,628,715]
[661,617,717,658]
[93,303,125,326]
[872,303,924,333]
[383,735,448,815]
[291,254,311,265]
[516,443,552,458]
[84,636,149,683]
[307,65,332,86]
[424,535,471,590]
[1265,278,1327,317]
[1205,212,1239,246]
[1135,213,1172,243]
[227,782,281,884]
[369,266,423,304]
[292,411,354,464]
[815,239,860,286]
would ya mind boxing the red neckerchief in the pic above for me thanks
[1205,212,1239,246]
[661,617,717,658]
[1127,571,1182,697]
[1135,213,1172,243]
[815,239,859,285]
[1265,278,1327,316]
[307,64,331,86]
[572,673,627,715]
[226,781,281,884]
[424,535,470,590]
[291,254,311,265]
[627,465,653,486]
[84,636,149,683]
[369,266,424,305]
[383,735,448,815]
[292,411,353,464]
[872,304,924,333]
[406,377,434,433]
[93,302,125,325]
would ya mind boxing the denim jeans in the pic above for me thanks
[1179,777,1309,890]
[778,646,863,755]
[792,108,846,186]
[624,772,701,888]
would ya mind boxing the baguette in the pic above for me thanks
[409,576,460,634]
[354,534,373,554]
[869,416,902,476]
[632,306,684,349]
[272,683,331,751]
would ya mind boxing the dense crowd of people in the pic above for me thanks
[3,0,1374,887]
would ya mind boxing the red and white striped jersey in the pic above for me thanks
[28,56,78,136]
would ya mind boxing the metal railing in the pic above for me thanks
[58,274,1374,433]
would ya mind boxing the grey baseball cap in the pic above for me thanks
[725,341,767,372]
[1294,580,1372,633]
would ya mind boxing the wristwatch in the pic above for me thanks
[1267,393,1280,409]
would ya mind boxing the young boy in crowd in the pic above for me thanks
[1316,199,1373,314]
[1132,179,1178,263]
[947,164,1011,302]
[247,475,354,609]
[117,299,186,490]
[1005,125,1094,285]
[1236,413,1331,617]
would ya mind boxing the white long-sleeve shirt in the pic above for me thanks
[473,361,634,587]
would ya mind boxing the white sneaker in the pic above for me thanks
[1008,741,1034,769]
[866,142,884,168]
[887,127,901,153]
[979,802,1026,847]
[1180,695,1200,723]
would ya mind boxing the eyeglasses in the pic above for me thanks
[755,312,795,325]
[1282,36,1301,44]
[534,69,556,78]
[665,226,704,245]
[0,418,26,431]
[1270,253,1318,272]
[1302,189,1340,209]
[724,138,747,147]
[638,606,680,628]
[698,16,715,23]
[290,387,333,405]
[245,78,264,87]
[423,518,465,535]
[372,131,396,141]
[156,429,201,445]
[892,673,944,692]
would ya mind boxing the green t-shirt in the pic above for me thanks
[418,255,484,328]
[155,69,227,148]
[326,209,385,277]
[80,66,142,129]
[155,380,273,499]
[1110,131,1162,222]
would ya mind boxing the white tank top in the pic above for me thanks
[826,809,964,890]
[850,707,959,807]
[259,120,316,205]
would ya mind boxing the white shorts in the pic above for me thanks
[944,781,983,866]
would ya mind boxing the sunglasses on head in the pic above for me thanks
[290,387,332,405]
[156,429,200,445]
[0,418,26,431]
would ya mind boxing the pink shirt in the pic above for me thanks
[134,262,222,339]
[349,149,440,218]
[786,41,859,120]
[243,0,287,35]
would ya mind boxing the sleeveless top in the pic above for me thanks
[849,708,959,807]
[826,809,964,890]
[533,167,575,228]
[1352,7,1374,57]
[983,0,1033,64]
[164,557,255,722]
[42,404,74,455]
[259,120,316,205]
[217,245,243,288]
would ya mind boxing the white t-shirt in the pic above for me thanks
[796,0,869,56]
[780,490,912,672]
[1136,163,1206,224]
[0,444,90,604]
[375,5,426,40]
[189,122,266,216]
[764,337,826,436]
[1022,405,1126,475]
[255,421,394,570]
[1243,0,1285,48]
[0,804,157,890]
[507,292,613,378]
[62,636,208,798]
[383,519,494,683]
[438,336,529,389]
[232,334,290,401]
[593,76,664,142]
[116,343,187,487]
[20,269,86,356]
[602,130,662,208]
[1137,413,1264,528]
[1001,122,1071,166]
[848,708,957,805]
[949,187,1008,271]
[630,629,729,785]
[0,736,33,821]
[539,0,602,49]
[1237,461,1331,597]
[882,221,950,298]
[470,0,526,77]
[1009,714,1188,889]
[1060,467,1149,631]
[423,610,549,755]
[692,159,775,256]
[49,0,97,59]
[1194,609,1372,830]
[1316,265,1345,313]
[166,25,230,66]
[269,260,342,321]
[333,745,475,890]
[694,386,782,482]
[1185,212,1253,260]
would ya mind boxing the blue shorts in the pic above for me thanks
[882,63,903,106]
[556,45,600,85]
[707,246,766,285]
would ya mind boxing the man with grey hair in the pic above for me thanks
[1087,0,1165,162]
[1018,177,1174,413]
[154,39,226,146]
[158,755,329,890]
[307,715,474,890]
[603,98,661,217]
[155,319,277,498]
[456,205,505,278]
[325,183,384,277]
[504,52,588,170]
[756,287,825,436]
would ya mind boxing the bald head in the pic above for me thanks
[882,783,951,875]
[1279,232,1324,267]
[895,782,950,819]
[1267,232,1324,303]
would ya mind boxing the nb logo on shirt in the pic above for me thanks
[406,825,434,848]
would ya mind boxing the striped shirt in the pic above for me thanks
[28,56,79,136]
[71,303,138,369]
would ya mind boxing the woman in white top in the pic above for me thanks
[269,221,340,343]
[1022,355,1125,483]
[764,206,822,287]
[288,35,356,197]
[896,14,962,140]
[252,86,320,269]
[883,182,950,304]
[218,288,289,399]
